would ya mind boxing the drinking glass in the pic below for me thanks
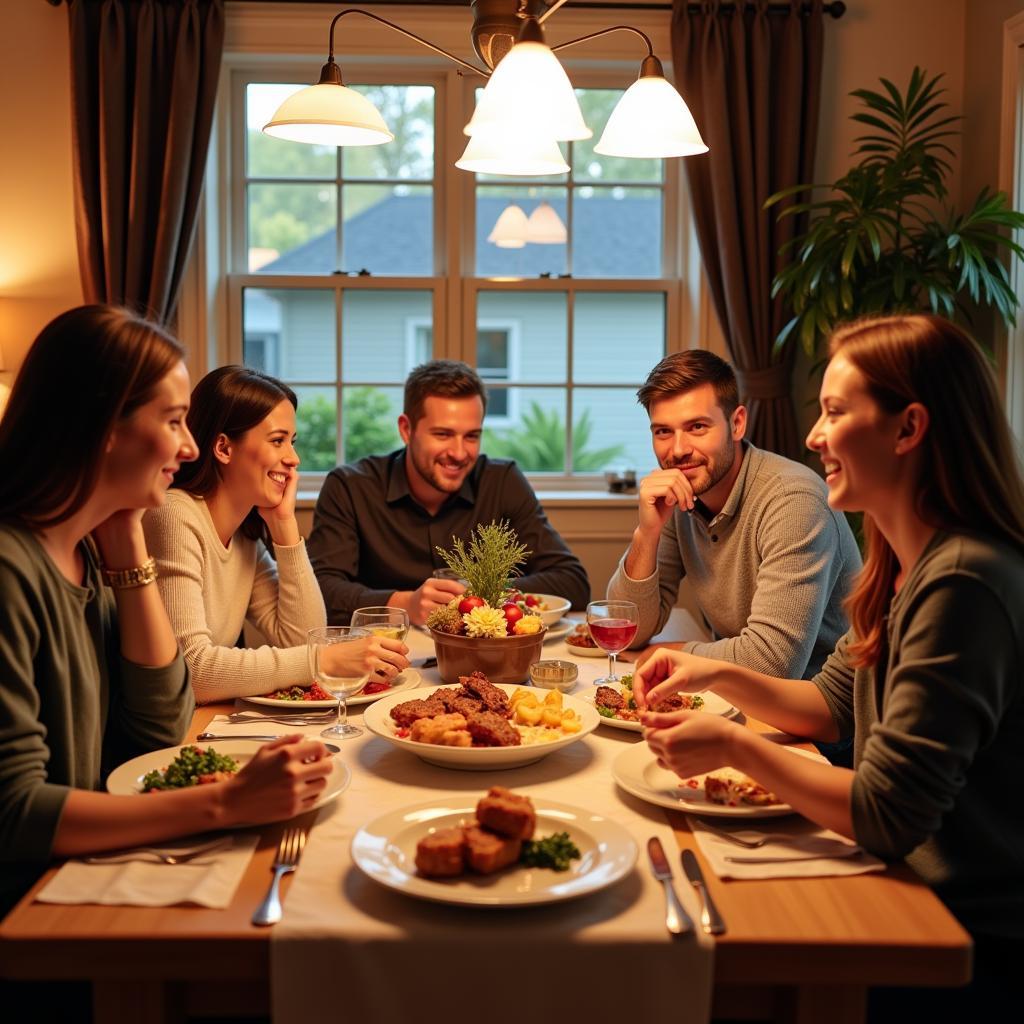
[432,568,469,589]
[586,600,639,685]
[307,626,372,740]
[350,606,410,643]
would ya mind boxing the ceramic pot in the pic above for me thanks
[429,627,546,684]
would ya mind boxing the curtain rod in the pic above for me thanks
[43,1,846,16]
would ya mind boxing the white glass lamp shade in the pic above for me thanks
[263,83,394,147]
[464,41,591,143]
[594,76,708,158]
[487,205,529,248]
[525,202,567,244]
[456,131,569,177]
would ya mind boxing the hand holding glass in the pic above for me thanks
[586,600,639,685]
[308,626,371,739]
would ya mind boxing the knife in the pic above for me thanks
[196,733,341,754]
[681,848,727,935]
[646,837,694,937]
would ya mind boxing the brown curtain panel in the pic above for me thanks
[672,0,824,458]
[67,0,225,322]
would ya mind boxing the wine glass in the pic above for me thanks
[350,606,410,643]
[586,600,639,686]
[307,626,372,740]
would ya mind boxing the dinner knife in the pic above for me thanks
[681,848,727,935]
[646,837,694,937]
[196,733,341,754]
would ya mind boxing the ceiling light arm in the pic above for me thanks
[550,25,658,66]
[537,0,572,25]
[325,9,491,79]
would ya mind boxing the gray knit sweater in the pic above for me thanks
[813,530,1024,938]
[608,443,861,679]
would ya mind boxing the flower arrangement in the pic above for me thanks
[427,521,545,639]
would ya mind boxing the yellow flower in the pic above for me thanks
[513,614,543,636]
[464,605,508,638]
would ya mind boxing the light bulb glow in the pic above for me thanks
[263,83,394,147]
[594,76,707,158]
[456,132,570,177]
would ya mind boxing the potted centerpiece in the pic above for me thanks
[426,520,546,684]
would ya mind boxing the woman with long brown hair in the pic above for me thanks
[0,308,334,918]
[144,365,408,703]
[632,314,1024,1013]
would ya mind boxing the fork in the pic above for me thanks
[227,712,334,726]
[84,837,233,865]
[252,828,306,926]
[695,818,807,849]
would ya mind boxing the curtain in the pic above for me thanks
[672,0,824,458]
[67,0,224,323]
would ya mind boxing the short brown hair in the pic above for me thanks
[637,350,739,418]
[404,360,487,425]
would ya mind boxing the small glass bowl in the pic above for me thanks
[528,659,579,693]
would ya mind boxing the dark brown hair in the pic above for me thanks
[830,315,1024,667]
[403,360,487,426]
[636,350,739,418]
[174,365,297,542]
[0,304,184,527]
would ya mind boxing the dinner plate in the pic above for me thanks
[351,797,638,907]
[243,667,422,709]
[611,743,824,817]
[542,617,574,643]
[363,683,600,770]
[106,740,351,812]
[582,686,739,732]
[561,635,607,657]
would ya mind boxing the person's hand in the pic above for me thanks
[222,735,333,825]
[641,710,743,780]
[257,471,301,547]
[405,578,466,627]
[632,647,717,710]
[92,509,148,569]
[635,468,695,537]
[322,635,410,680]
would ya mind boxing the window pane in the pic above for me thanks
[248,183,337,272]
[573,89,663,184]
[483,387,567,472]
[342,185,433,275]
[247,84,337,179]
[294,385,338,472]
[574,186,662,278]
[342,385,403,463]
[243,288,336,379]
[573,387,657,476]
[342,85,435,180]
[477,290,566,384]
[572,292,664,383]
[341,290,433,382]
[476,186,567,277]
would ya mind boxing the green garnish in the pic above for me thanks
[141,746,239,792]
[690,694,705,710]
[520,831,581,872]
[597,705,617,719]
[620,673,633,689]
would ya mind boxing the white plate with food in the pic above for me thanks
[242,667,422,710]
[612,742,824,817]
[106,740,351,811]
[351,795,637,907]
[584,679,738,732]
[542,617,574,643]
[363,682,600,770]
[561,623,607,657]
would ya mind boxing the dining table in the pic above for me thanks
[0,611,971,1024]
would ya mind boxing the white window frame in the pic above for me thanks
[177,2,705,490]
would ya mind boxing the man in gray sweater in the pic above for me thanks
[608,350,860,681]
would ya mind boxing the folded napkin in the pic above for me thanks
[689,815,886,880]
[36,834,259,908]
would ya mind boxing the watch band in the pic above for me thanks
[102,556,159,589]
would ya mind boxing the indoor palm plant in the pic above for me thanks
[765,67,1024,359]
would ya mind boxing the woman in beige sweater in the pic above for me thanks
[144,366,408,703]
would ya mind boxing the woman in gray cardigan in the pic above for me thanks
[633,314,1024,1016]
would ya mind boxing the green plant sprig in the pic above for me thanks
[436,520,530,609]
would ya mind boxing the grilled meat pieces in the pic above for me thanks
[459,671,511,717]
[467,710,521,747]
[390,696,448,728]
[595,685,626,710]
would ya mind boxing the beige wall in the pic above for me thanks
[0,2,82,388]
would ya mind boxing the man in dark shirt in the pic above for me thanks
[307,360,590,625]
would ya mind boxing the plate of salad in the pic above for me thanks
[582,674,738,732]
[243,667,422,709]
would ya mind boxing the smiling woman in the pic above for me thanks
[142,365,410,703]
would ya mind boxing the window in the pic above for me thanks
[201,7,696,486]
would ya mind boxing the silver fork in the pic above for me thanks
[84,837,233,865]
[227,712,334,726]
[252,828,306,926]
[695,818,804,849]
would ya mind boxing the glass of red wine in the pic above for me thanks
[586,600,639,685]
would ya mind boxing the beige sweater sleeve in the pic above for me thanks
[144,493,326,704]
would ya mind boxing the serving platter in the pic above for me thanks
[106,740,351,812]
[243,667,422,709]
[351,797,637,907]
[362,683,600,770]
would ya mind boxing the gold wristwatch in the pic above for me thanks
[101,556,159,589]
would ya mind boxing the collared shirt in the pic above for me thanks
[307,450,590,624]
